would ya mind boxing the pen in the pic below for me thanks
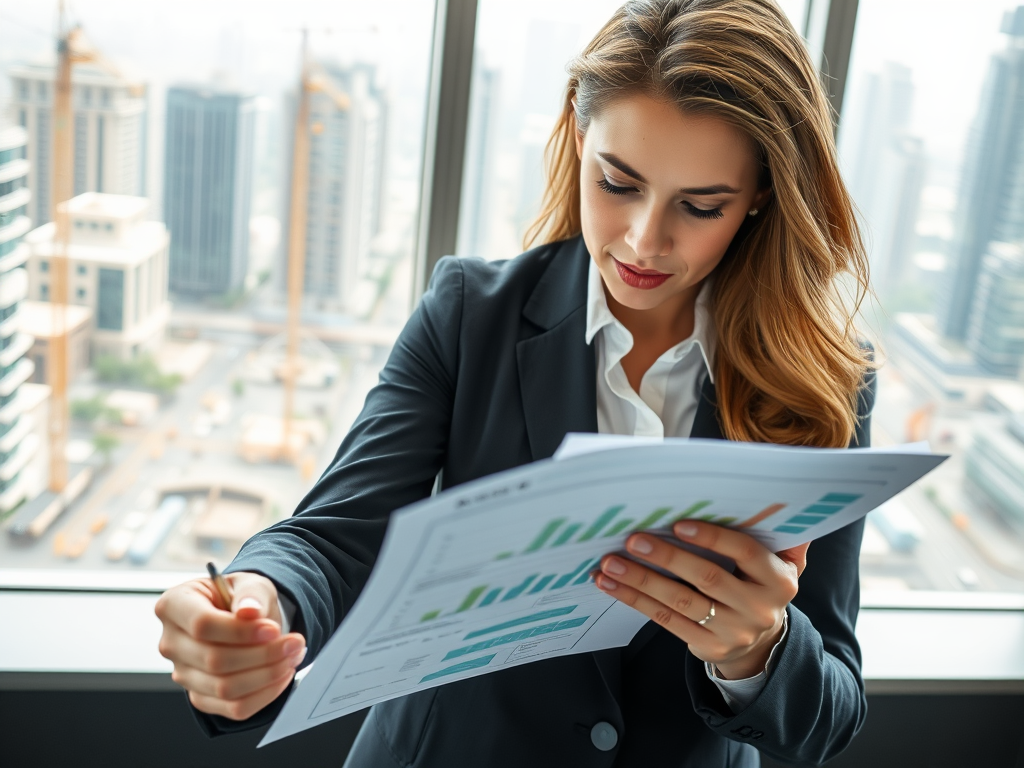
[206,561,234,610]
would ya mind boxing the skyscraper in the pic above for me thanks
[840,62,925,297]
[966,242,1024,375]
[8,61,147,226]
[0,124,49,513]
[163,86,255,297]
[941,7,1024,341]
[457,59,500,259]
[283,63,387,311]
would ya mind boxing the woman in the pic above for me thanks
[155,1,875,765]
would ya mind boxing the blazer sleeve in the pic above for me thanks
[684,368,877,766]
[192,257,465,736]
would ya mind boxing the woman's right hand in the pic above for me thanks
[155,571,307,721]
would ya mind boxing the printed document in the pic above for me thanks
[261,435,945,745]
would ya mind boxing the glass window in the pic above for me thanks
[841,0,1024,595]
[0,0,436,577]
[456,0,808,260]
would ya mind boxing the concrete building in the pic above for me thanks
[163,85,255,297]
[24,193,170,360]
[941,8,1024,341]
[965,415,1024,529]
[7,60,147,226]
[0,124,50,514]
[282,63,386,311]
[18,301,93,385]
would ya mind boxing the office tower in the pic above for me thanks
[0,124,49,513]
[941,7,1024,341]
[163,86,255,297]
[965,242,1024,375]
[516,20,581,235]
[284,63,387,310]
[457,59,500,259]
[24,193,170,360]
[841,62,924,297]
[7,61,147,226]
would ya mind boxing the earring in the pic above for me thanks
[748,208,759,216]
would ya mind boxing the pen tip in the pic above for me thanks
[206,562,218,579]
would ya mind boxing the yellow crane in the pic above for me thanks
[50,2,142,491]
[281,31,350,460]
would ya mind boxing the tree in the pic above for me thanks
[92,432,119,466]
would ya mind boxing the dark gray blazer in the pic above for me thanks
[201,235,875,767]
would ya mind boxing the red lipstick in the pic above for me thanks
[612,258,671,290]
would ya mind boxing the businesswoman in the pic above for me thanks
[156,0,876,765]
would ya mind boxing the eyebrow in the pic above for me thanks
[597,151,741,196]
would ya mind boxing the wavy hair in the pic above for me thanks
[526,0,873,448]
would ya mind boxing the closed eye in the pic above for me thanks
[682,201,724,220]
[596,177,636,195]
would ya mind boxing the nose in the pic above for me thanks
[624,200,672,262]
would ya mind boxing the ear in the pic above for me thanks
[752,187,772,211]
[571,99,583,161]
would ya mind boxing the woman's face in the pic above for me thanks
[576,93,769,314]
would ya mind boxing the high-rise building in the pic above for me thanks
[7,61,148,226]
[24,193,171,360]
[0,124,50,514]
[941,8,1024,341]
[163,86,255,297]
[840,62,925,297]
[965,242,1024,376]
[457,59,500,259]
[283,63,386,311]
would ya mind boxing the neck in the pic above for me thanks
[605,280,702,347]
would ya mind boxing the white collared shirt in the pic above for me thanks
[586,258,785,713]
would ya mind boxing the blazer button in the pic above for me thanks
[590,721,618,751]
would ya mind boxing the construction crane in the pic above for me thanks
[50,1,142,491]
[280,31,350,461]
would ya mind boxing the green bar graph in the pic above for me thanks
[603,518,635,537]
[632,507,672,531]
[500,574,538,601]
[551,559,593,589]
[572,562,597,585]
[420,609,441,622]
[525,518,567,552]
[420,653,496,683]
[456,585,488,612]
[714,517,737,525]
[464,605,577,640]
[552,523,583,546]
[528,574,556,593]
[495,551,514,560]
[479,588,502,607]
[578,506,625,542]
[671,500,712,522]
[697,513,716,521]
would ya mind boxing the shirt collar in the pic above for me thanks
[585,258,717,383]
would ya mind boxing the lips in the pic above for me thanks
[612,258,671,290]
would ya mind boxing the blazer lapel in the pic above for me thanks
[689,375,725,440]
[516,237,597,461]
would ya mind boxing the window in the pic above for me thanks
[0,0,437,577]
[96,268,124,331]
[841,0,1024,596]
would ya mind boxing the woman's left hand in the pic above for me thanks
[595,520,809,680]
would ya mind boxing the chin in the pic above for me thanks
[605,281,674,311]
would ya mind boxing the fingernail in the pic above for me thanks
[256,626,278,643]
[283,637,303,656]
[597,575,618,590]
[675,522,698,538]
[237,597,261,611]
[603,557,627,576]
[628,536,653,555]
[291,647,307,665]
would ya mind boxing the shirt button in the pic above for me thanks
[590,721,618,751]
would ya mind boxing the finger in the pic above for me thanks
[594,571,711,645]
[622,533,744,603]
[227,573,279,622]
[188,670,296,721]
[776,543,810,577]
[172,648,305,701]
[160,623,306,675]
[599,555,716,623]
[157,581,281,645]
[670,521,780,584]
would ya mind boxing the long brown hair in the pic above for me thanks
[526,0,873,448]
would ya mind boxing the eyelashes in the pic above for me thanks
[594,177,724,220]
